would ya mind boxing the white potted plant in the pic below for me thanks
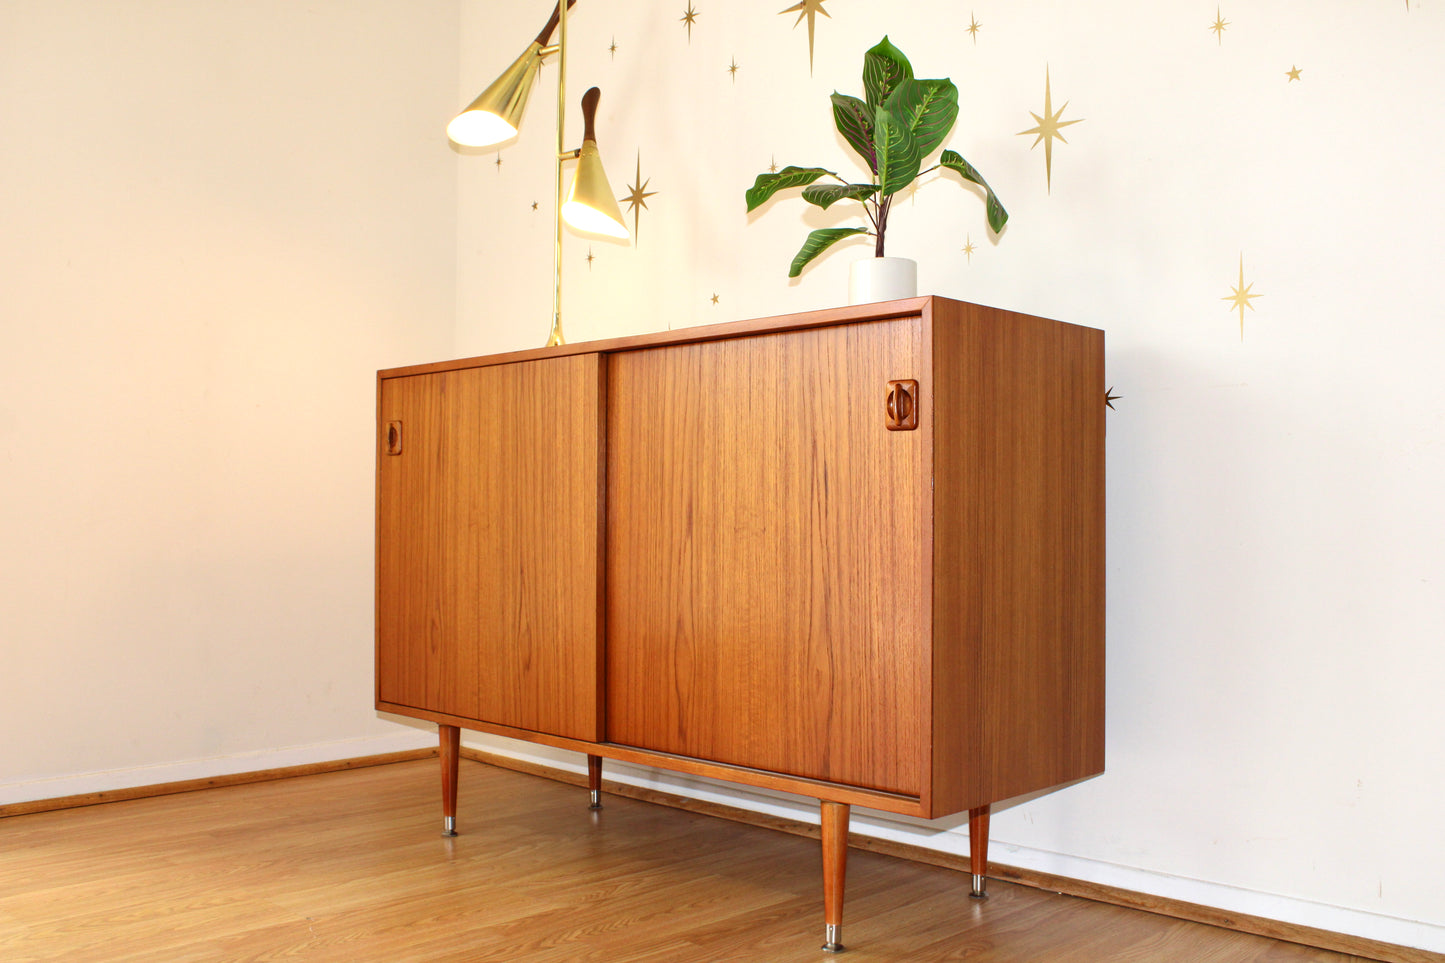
[745,37,1008,303]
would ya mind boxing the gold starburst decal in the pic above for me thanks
[1105,387,1122,410]
[769,155,778,173]
[586,248,595,269]
[779,0,831,75]
[962,236,977,262]
[1210,7,1229,44]
[681,3,698,42]
[967,13,982,44]
[1286,65,1302,82]
[609,37,618,59]
[1222,254,1261,339]
[728,57,739,83]
[619,153,658,244]
[1018,67,1083,193]
[711,293,720,305]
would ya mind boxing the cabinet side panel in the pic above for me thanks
[935,305,1105,810]
[928,301,986,815]
[606,320,927,796]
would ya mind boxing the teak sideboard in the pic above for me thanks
[375,296,1105,952]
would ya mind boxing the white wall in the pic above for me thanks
[3,0,1438,952]
[453,0,1445,952]
[0,1,456,797]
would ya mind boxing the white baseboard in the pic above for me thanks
[461,734,1445,956]
[0,731,436,806]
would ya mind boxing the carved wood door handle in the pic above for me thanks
[885,380,918,431]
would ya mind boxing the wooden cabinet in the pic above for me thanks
[376,297,1105,950]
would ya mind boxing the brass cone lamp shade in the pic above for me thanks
[446,41,545,147]
[561,141,629,239]
[449,3,629,346]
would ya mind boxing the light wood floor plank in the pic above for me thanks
[0,760,1386,962]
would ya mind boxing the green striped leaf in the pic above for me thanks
[863,36,913,113]
[940,149,1009,234]
[886,78,958,162]
[789,227,869,277]
[745,166,836,212]
[873,103,920,198]
[830,93,876,174]
[802,183,878,210]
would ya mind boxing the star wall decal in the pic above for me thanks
[728,57,740,83]
[495,154,504,171]
[1286,65,1302,82]
[1222,254,1262,339]
[780,0,831,75]
[681,3,698,43]
[586,247,596,269]
[962,236,977,262]
[711,293,721,305]
[1210,7,1229,45]
[769,155,778,173]
[1105,387,1122,410]
[620,152,658,244]
[609,37,618,59]
[531,201,539,211]
[1018,67,1083,193]
[967,13,982,44]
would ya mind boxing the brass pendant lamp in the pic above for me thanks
[447,0,629,346]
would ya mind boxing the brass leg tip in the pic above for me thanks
[970,873,988,899]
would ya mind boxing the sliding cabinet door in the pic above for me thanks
[376,355,604,741]
[606,320,928,795]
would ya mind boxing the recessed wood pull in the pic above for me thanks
[885,380,918,431]
[385,420,403,455]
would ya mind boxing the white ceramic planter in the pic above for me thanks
[848,256,918,305]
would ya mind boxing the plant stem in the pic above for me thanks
[874,195,892,257]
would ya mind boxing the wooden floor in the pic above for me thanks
[0,759,1377,962]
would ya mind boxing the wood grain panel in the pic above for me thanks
[606,320,927,795]
[376,355,603,741]
[929,299,1106,814]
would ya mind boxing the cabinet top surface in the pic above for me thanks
[377,296,1098,380]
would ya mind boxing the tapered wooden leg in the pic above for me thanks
[820,800,850,952]
[440,724,460,837]
[587,754,603,810]
[969,804,991,898]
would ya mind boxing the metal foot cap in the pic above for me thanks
[822,924,845,952]
[442,816,457,838]
[970,873,988,899]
